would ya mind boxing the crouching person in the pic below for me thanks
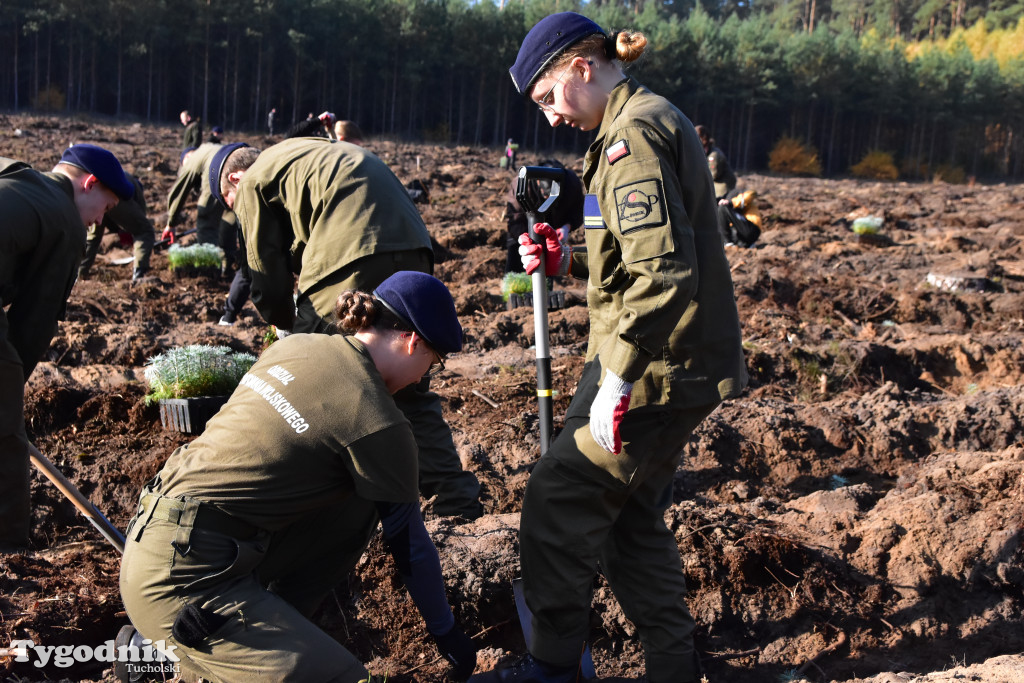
[119,271,478,683]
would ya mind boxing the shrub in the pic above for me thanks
[144,345,257,403]
[768,136,822,177]
[932,164,966,184]
[501,272,533,302]
[850,150,899,180]
[166,243,224,270]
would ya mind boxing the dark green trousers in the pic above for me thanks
[520,365,718,683]
[0,356,30,547]
[120,490,378,682]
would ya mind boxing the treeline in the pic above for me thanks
[2,0,1023,179]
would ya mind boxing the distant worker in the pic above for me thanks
[503,159,583,274]
[164,142,238,274]
[695,125,759,247]
[267,107,277,136]
[119,272,478,683]
[502,138,518,170]
[210,138,483,520]
[78,174,157,282]
[1,144,133,551]
[284,111,334,139]
[695,124,736,201]
[207,125,224,144]
[179,110,202,151]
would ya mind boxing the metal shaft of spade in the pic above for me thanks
[515,165,565,453]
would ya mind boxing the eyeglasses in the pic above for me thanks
[535,62,575,113]
[424,348,446,378]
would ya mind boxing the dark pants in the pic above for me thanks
[0,357,30,547]
[520,362,717,683]
[223,268,252,323]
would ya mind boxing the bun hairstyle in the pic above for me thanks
[560,29,648,70]
[333,290,412,335]
[606,30,648,64]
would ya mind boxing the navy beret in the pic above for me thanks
[212,126,223,134]
[510,12,606,95]
[374,271,463,357]
[59,144,134,201]
[209,142,249,210]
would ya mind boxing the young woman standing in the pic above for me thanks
[478,12,749,683]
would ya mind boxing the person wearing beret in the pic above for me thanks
[207,125,224,144]
[209,139,483,521]
[164,141,238,276]
[1,144,133,551]
[78,174,157,282]
[120,272,479,683]
[475,13,749,683]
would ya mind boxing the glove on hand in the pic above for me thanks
[431,625,478,681]
[161,227,175,244]
[590,369,633,454]
[518,222,570,276]
[117,230,134,248]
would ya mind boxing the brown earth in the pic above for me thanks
[1,113,1022,683]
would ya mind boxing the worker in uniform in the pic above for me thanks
[164,142,238,272]
[1,144,133,551]
[209,139,482,520]
[78,174,157,282]
[180,110,202,150]
[696,124,737,202]
[475,13,749,683]
[119,271,478,683]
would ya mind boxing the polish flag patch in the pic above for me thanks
[605,140,630,165]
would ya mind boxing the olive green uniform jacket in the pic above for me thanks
[234,137,432,330]
[707,146,736,201]
[120,334,424,681]
[572,77,748,410]
[166,143,233,246]
[1,158,87,546]
[0,159,86,378]
[182,120,202,150]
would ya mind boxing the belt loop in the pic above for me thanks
[128,489,159,542]
[172,499,201,556]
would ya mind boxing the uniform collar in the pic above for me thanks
[43,171,76,202]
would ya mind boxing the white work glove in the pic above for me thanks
[590,369,633,454]
[518,222,570,276]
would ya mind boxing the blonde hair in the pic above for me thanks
[552,29,648,71]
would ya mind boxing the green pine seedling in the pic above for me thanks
[501,272,533,302]
[144,345,257,404]
[166,243,225,270]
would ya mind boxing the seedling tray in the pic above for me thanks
[158,396,229,434]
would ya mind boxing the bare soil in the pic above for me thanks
[2,113,1023,683]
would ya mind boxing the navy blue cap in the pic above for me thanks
[510,12,606,95]
[212,126,223,134]
[209,142,249,209]
[60,144,134,200]
[373,271,463,357]
[180,146,197,164]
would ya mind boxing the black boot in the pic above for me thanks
[472,654,580,683]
